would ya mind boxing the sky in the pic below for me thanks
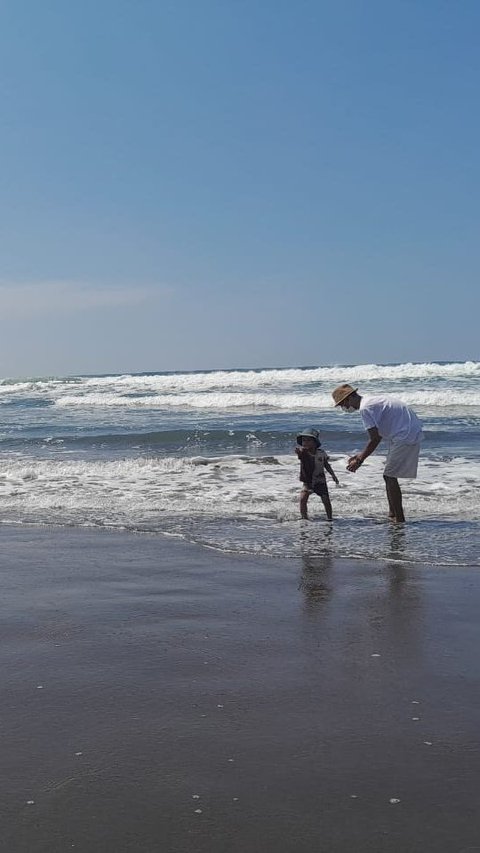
[0,0,479,376]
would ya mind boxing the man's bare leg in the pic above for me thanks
[384,479,396,519]
[383,475,405,522]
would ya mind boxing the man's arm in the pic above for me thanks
[347,427,382,472]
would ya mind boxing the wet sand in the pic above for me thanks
[2,526,480,853]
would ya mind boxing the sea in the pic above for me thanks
[0,361,478,567]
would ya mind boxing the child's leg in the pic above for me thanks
[314,483,333,521]
[300,489,310,519]
[320,494,333,521]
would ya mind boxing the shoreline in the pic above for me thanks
[1,517,478,570]
[2,525,480,852]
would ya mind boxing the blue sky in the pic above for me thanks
[0,0,478,375]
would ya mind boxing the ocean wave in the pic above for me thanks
[1,361,479,396]
[0,377,81,393]
[53,389,480,410]
[0,428,291,450]
[0,426,472,460]
[79,361,480,392]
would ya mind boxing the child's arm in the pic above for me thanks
[325,460,339,485]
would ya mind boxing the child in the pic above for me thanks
[295,428,339,520]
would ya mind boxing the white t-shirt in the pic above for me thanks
[360,396,423,443]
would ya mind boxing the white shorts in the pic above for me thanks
[384,440,421,478]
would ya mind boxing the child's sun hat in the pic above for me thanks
[296,428,321,447]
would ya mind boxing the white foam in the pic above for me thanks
[53,389,480,410]
[55,391,328,409]
[59,360,480,389]
[0,452,478,563]
[1,361,479,395]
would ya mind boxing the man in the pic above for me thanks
[331,384,423,523]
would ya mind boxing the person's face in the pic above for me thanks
[339,394,355,412]
[302,436,318,451]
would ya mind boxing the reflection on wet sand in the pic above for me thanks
[298,553,334,610]
[387,523,407,560]
[297,521,423,653]
[298,524,334,611]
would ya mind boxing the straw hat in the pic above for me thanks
[332,384,358,406]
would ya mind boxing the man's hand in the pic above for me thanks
[347,454,363,472]
[347,428,380,472]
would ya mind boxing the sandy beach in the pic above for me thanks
[2,526,480,852]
